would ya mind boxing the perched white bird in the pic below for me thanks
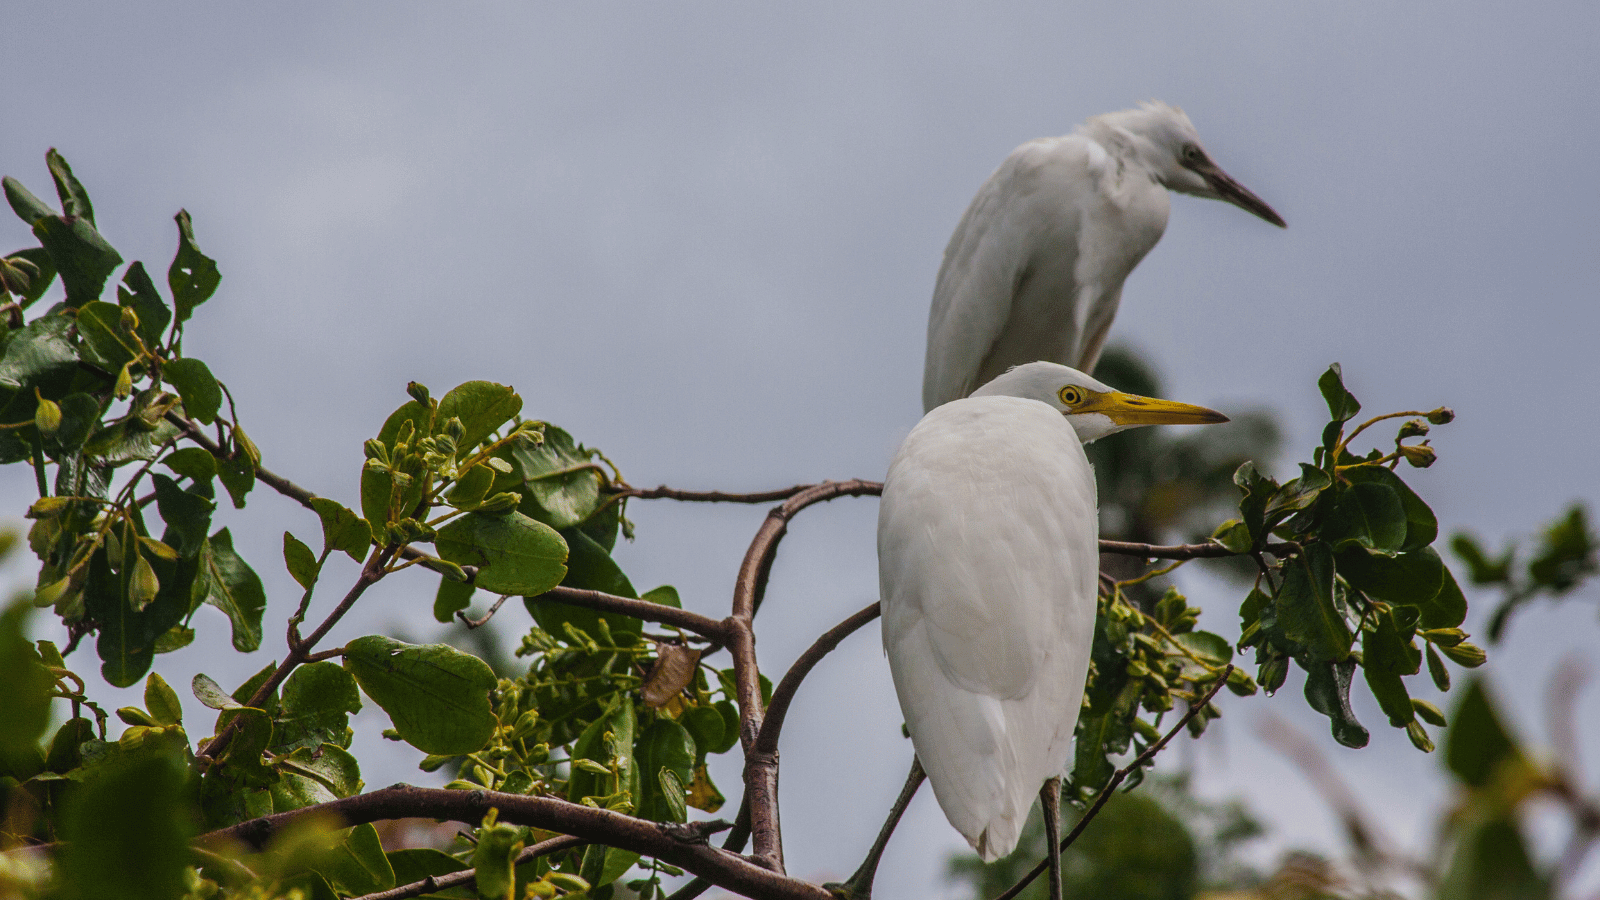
[922,102,1284,412]
[879,362,1227,867]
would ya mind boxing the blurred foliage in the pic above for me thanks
[1452,504,1597,641]
[0,150,1501,900]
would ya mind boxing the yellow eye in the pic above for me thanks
[1058,386,1084,406]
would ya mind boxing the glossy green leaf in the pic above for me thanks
[163,446,217,482]
[1275,544,1351,661]
[567,696,637,806]
[526,527,639,640]
[436,381,521,453]
[343,636,497,756]
[4,174,55,225]
[636,720,696,822]
[1344,465,1437,551]
[1437,815,1550,900]
[642,585,681,608]
[192,673,244,711]
[0,314,78,400]
[1303,659,1369,748]
[152,473,214,557]
[117,262,172,350]
[57,747,193,900]
[309,497,372,561]
[435,510,568,596]
[313,823,395,896]
[681,706,726,761]
[44,717,95,774]
[1174,631,1233,666]
[1317,363,1360,423]
[216,452,255,509]
[270,744,362,811]
[511,425,608,530]
[446,463,495,509]
[6,247,58,308]
[283,531,320,591]
[471,824,522,900]
[1340,546,1466,629]
[0,600,54,777]
[1361,610,1419,729]
[1231,461,1278,546]
[199,529,266,652]
[1322,480,1406,553]
[434,577,475,624]
[1264,463,1332,522]
[276,661,362,752]
[168,210,220,322]
[163,357,222,425]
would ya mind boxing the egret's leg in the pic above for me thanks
[1040,777,1063,900]
[828,757,926,899]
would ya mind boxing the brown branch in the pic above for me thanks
[165,411,316,510]
[752,602,881,758]
[536,586,729,641]
[196,784,833,900]
[614,484,820,504]
[993,667,1234,900]
[458,594,513,629]
[1098,538,1299,560]
[349,835,585,900]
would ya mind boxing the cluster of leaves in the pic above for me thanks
[1065,365,1482,806]
[1452,503,1597,640]
[0,151,744,899]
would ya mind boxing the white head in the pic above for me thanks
[1085,101,1285,227]
[971,361,1229,443]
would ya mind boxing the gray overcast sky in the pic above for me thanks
[4,2,1598,896]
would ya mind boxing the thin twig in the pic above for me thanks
[165,411,317,509]
[458,594,513,629]
[347,835,585,900]
[992,667,1234,900]
[537,586,729,641]
[1099,539,1299,560]
[752,602,881,757]
[613,484,819,504]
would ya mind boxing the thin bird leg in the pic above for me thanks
[828,757,926,899]
[1040,777,1064,900]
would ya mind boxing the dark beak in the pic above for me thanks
[1192,159,1286,228]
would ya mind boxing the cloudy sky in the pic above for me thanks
[4,2,1598,896]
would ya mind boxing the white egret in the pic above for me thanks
[922,102,1284,412]
[879,362,1227,897]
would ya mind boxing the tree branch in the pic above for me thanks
[165,411,317,510]
[992,667,1235,900]
[348,835,585,900]
[1098,538,1299,559]
[752,602,881,758]
[196,784,833,900]
[535,586,730,641]
[613,484,818,504]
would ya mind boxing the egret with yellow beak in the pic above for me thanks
[876,362,1228,899]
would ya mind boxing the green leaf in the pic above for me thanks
[1322,480,1406,554]
[0,314,78,401]
[34,213,122,307]
[168,210,220,322]
[276,661,362,752]
[192,673,244,711]
[1344,465,1437,551]
[1318,363,1360,423]
[270,743,362,811]
[471,824,522,900]
[642,585,681,608]
[283,531,321,591]
[1303,659,1369,748]
[434,577,475,624]
[1275,543,1352,661]
[154,625,194,653]
[436,381,522,453]
[152,473,214,558]
[57,747,193,900]
[4,175,55,226]
[1361,609,1420,729]
[1211,519,1252,554]
[581,845,643,893]
[343,636,497,756]
[199,528,266,652]
[1173,631,1233,666]
[6,247,59,308]
[1437,815,1551,900]
[46,148,95,225]
[567,696,638,806]
[144,672,184,726]
[216,453,255,509]
[1231,461,1278,547]
[0,600,55,777]
[1427,643,1451,692]
[44,717,95,774]
[1445,678,1522,788]
[117,262,172,350]
[526,527,639,641]
[445,463,495,510]
[314,823,395,896]
[635,720,696,822]
[1340,546,1466,628]
[75,301,140,370]
[510,424,609,530]
[435,510,568,596]
[309,497,372,562]
[163,446,217,482]
[162,357,221,425]
[681,706,727,760]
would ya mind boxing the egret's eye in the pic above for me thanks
[1058,386,1085,406]
[1181,143,1204,164]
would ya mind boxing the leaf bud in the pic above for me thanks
[1399,444,1436,468]
[1397,419,1430,440]
[420,556,468,582]
[487,457,514,475]
[514,431,543,450]
[33,575,73,609]
[415,436,437,454]
[406,382,431,405]
[478,492,521,514]
[363,439,388,462]
[129,554,161,611]
[233,426,261,467]
[512,709,540,741]
[119,305,140,334]
[1419,627,1466,647]
[573,759,612,776]
[114,363,133,400]
[34,394,62,434]
[444,416,465,443]
[1411,698,1447,727]
[389,471,412,490]
[1426,407,1455,425]
[362,458,388,473]
[1260,657,1288,695]
[27,497,70,519]
[545,874,590,893]
[1440,641,1487,668]
[1405,720,1435,752]
[394,419,415,447]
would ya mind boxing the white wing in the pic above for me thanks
[878,397,1099,860]
[922,135,1171,411]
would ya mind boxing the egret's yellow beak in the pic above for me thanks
[1081,391,1229,426]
